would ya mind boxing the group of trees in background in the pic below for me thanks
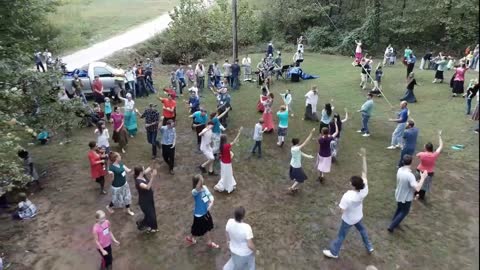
[0,0,82,196]
[141,0,478,63]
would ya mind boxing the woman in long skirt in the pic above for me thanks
[316,122,339,182]
[120,93,138,137]
[92,210,120,270]
[106,152,134,216]
[185,174,219,249]
[400,72,418,103]
[214,127,243,193]
[452,64,469,97]
[111,107,128,153]
[262,93,275,132]
[304,86,319,121]
[329,109,348,162]
[352,40,363,66]
[134,165,158,232]
[257,86,269,113]
[288,128,315,193]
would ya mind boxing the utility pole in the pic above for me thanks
[232,0,238,60]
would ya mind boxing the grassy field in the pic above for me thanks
[49,0,178,54]
[1,53,478,270]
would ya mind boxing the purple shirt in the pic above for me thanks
[318,136,334,157]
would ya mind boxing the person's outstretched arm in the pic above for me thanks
[231,127,243,146]
[342,108,348,123]
[298,128,316,149]
[359,147,367,185]
[436,130,443,153]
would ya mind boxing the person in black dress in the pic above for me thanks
[134,166,158,232]
[400,72,418,103]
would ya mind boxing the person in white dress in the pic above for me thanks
[242,54,252,81]
[282,89,294,117]
[198,122,216,175]
[95,121,110,153]
[214,127,243,193]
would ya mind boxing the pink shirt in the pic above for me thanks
[93,220,112,248]
[454,67,467,81]
[111,113,124,130]
[416,151,440,173]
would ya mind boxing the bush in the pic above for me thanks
[305,26,340,51]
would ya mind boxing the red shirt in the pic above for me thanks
[161,99,176,118]
[93,80,103,94]
[88,150,106,179]
[416,151,440,173]
[220,144,232,164]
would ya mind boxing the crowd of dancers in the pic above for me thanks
[83,39,478,270]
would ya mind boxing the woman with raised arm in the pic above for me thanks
[134,165,158,232]
[415,130,443,201]
[119,93,138,137]
[214,127,243,193]
[288,128,316,193]
[316,121,339,183]
[330,108,348,162]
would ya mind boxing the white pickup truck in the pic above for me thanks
[63,62,125,95]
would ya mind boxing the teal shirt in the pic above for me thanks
[109,163,126,187]
[361,99,374,116]
[105,102,112,114]
[277,110,289,128]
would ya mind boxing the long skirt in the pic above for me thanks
[434,70,444,80]
[452,80,465,94]
[472,103,479,121]
[289,166,307,183]
[112,128,128,149]
[304,104,318,121]
[191,211,214,237]
[111,182,132,208]
[138,198,158,230]
[355,52,363,63]
[400,88,417,103]
[124,110,138,136]
[262,111,274,131]
[316,154,332,173]
[214,162,237,193]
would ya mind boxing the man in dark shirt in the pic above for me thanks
[136,63,148,97]
[398,120,418,167]
[231,59,241,90]
[141,103,160,159]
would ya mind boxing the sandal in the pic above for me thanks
[207,242,219,249]
[185,236,197,245]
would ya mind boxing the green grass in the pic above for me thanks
[3,53,478,270]
[49,0,178,54]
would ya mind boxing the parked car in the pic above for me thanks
[63,62,125,95]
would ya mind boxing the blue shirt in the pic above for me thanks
[175,69,185,79]
[192,186,213,217]
[212,117,221,134]
[407,55,416,64]
[375,69,383,82]
[188,96,200,112]
[403,127,418,151]
[159,126,176,145]
[320,110,333,124]
[361,99,374,116]
[398,108,408,123]
[192,111,208,124]
[104,101,112,114]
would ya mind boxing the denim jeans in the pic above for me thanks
[361,113,370,134]
[251,141,262,156]
[388,201,412,231]
[329,219,373,256]
[466,98,472,114]
[127,81,136,99]
[178,78,186,94]
[223,252,255,270]
[232,75,239,90]
[391,122,407,146]
[146,130,159,157]
[398,147,415,167]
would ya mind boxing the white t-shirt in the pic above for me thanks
[95,128,110,147]
[200,129,213,152]
[305,90,318,112]
[339,184,368,225]
[242,57,251,66]
[124,99,135,111]
[226,218,254,256]
[188,86,199,96]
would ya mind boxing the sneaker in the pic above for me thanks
[395,144,403,149]
[387,228,394,233]
[356,130,363,133]
[368,248,374,254]
[126,209,135,216]
[362,133,370,137]
[323,250,338,259]
[386,146,396,150]
[100,190,107,195]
